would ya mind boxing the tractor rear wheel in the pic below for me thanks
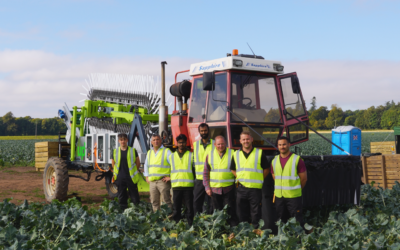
[106,182,118,199]
[43,157,69,202]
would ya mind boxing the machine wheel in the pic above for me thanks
[43,157,69,202]
[106,182,118,199]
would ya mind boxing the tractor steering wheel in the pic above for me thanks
[238,97,253,109]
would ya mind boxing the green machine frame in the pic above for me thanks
[69,100,170,162]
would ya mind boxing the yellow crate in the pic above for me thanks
[34,142,59,171]
[370,141,395,154]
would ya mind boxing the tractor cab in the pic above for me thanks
[170,50,309,151]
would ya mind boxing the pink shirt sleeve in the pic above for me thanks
[297,158,306,173]
[270,156,306,174]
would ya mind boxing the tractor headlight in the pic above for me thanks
[233,59,243,67]
[274,64,284,72]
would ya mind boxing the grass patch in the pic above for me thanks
[34,194,45,199]
[11,190,27,193]
[27,170,42,174]
[0,136,58,140]
[100,187,106,190]
[3,170,19,174]
[85,196,93,203]
[31,188,42,195]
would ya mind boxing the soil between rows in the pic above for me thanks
[0,166,111,206]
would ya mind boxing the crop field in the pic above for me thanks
[0,183,399,249]
[291,132,393,156]
[0,136,58,140]
[0,132,394,166]
[0,139,58,166]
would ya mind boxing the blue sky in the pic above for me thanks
[0,0,399,117]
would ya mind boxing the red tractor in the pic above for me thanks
[169,49,308,154]
[166,50,361,231]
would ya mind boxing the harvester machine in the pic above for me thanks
[43,72,171,201]
[44,49,362,224]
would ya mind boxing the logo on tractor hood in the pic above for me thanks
[245,62,270,69]
[193,62,223,73]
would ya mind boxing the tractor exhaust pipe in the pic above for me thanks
[159,61,168,136]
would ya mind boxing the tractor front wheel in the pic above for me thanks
[106,182,118,199]
[43,157,69,202]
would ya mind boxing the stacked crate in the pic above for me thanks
[35,142,59,172]
[362,154,400,189]
[370,141,395,155]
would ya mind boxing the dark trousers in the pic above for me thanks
[275,196,304,227]
[193,180,212,215]
[211,188,238,227]
[172,189,194,226]
[236,185,262,228]
[261,192,278,234]
[115,178,140,210]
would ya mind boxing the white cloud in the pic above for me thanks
[59,30,85,40]
[0,28,40,40]
[0,49,398,118]
[284,60,400,111]
[0,50,194,118]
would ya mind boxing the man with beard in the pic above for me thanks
[271,136,307,228]
[193,123,214,215]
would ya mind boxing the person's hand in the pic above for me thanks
[146,177,150,184]
[206,189,212,197]
[162,176,171,182]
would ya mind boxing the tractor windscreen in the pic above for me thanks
[231,73,282,124]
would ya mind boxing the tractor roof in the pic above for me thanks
[189,55,283,76]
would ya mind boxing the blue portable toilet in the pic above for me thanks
[331,126,362,156]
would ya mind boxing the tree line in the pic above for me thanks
[1,97,399,136]
[0,112,66,136]
[309,97,399,130]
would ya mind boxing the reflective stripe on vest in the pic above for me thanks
[193,139,213,180]
[170,151,194,188]
[234,148,264,189]
[272,154,302,198]
[209,149,235,188]
[147,147,170,181]
[113,147,139,184]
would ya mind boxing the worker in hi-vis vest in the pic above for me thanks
[168,134,195,226]
[193,123,213,215]
[203,135,238,227]
[144,134,173,212]
[231,131,270,229]
[111,133,141,210]
[271,136,307,228]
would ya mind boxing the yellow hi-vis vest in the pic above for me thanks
[272,154,302,198]
[147,147,171,182]
[169,151,194,188]
[233,148,263,189]
[207,148,235,188]
[193,139,213,180]
[113,147,140,184]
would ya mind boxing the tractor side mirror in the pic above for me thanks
[291,75,301,94]
[203,72,215,91]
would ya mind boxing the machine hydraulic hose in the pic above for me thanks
[283,110,351,155]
